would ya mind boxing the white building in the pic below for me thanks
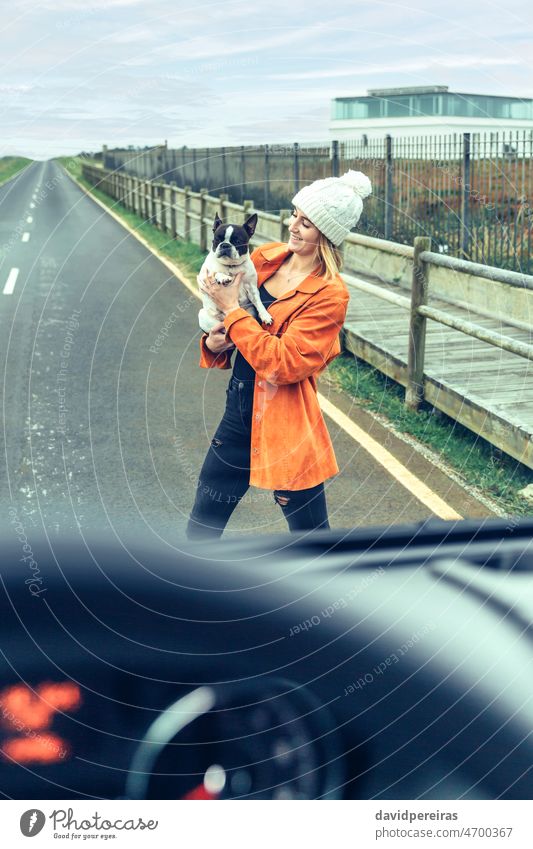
[330,85,533,146]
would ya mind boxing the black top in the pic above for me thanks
[232,284,277,382]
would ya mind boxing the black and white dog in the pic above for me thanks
[198,213,273,334]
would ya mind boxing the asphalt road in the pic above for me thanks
[0,160,493,545]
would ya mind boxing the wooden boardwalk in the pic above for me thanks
[341,272,533,470]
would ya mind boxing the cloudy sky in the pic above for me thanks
[2,0,532,160]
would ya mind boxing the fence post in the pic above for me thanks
[240,145,246,204]
[159,182,166,233]
[169,182,177,239]
[199,188,208,251]
[461,132,471,259]
[280,208,291,242]
[219,192,229,222]
[384,134,393,240]
[264,144,270,212]
[131,177,137,215]
[151,181,157,224]
[184,185,191,241]
[136,177,142,217]
[331,140,339,177]
[143,180,150,222]
[293,142,300,194]
[406,236,431,411]
[192,150,197,190]
[181,147,186,186]
[221,147,227,192]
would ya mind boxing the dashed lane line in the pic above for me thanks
[3,268,19,295]
[21,232,30,242]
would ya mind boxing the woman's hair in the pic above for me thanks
[315,231,343,282]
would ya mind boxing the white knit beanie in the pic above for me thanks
[291,169,372,246]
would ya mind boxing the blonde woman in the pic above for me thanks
[187,170,371,539]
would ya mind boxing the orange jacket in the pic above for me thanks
[198,242,350,490]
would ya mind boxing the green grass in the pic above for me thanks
[328,353,533,516]
[58,156,533,517]
[0,156,33,186]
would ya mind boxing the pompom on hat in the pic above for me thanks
[291,169,372,246]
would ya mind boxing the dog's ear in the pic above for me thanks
[213,214,223,232]
[244,213,258,237]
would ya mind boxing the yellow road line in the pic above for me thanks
[65,165,463,521]
[318,394,463,520]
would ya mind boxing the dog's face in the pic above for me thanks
[211,213,257,265]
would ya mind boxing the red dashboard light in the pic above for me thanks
[0,681,81,732]
[2,734,70,764]
[0,681,81,765]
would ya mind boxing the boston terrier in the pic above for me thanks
[198,213,273,334]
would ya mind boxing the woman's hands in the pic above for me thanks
[198,270,243,316]
[204,322,236,354]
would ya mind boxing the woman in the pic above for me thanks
[186,169,371,539]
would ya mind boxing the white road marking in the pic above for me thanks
[3,268,19,295]
[318,394,463,520]
[30,202,35,208]
[26,216,33,223]
[22,232,30,242]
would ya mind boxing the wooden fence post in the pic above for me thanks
[221,146,227,191]
[169,182,177,239]
[293,142,300,194]
[143,178,148,220]
[134,177,140,216]
[219,192,229,223]
[199,188,208,251]
[406,236,431,410]
[184,185,191,241]
[159,183,166,232]
[264,144,270,212]
[240,145,246,204]
[152,181,158,227]
[280,208,291,242]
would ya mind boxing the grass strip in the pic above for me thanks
[58,157,533,517]
[0,156,33,187]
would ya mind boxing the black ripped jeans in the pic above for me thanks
[186,375,330,540]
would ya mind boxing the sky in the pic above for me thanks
[2,0,533,160]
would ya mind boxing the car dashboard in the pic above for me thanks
[1,518,532,800]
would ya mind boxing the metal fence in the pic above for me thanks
[102,130,533,274]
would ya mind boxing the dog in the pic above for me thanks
[198,213,273,334]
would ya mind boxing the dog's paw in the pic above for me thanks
[260,312,274,325]
[214,272,233,286]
